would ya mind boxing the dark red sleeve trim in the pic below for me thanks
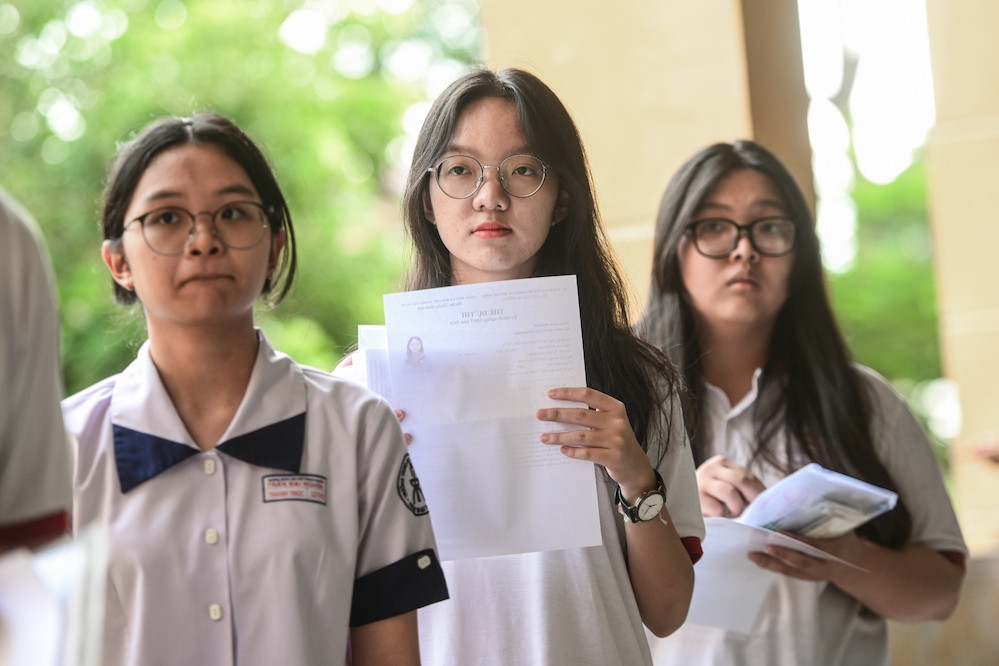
[0,510,70,551]
[681,535,703,564]
[939,549,967,572]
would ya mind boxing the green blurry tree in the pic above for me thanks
[830,159,941,385]
[2,0,949,443]
[827,156,954,466]
[0,0,478,394]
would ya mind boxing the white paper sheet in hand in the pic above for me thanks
[738,463,898,537]
[688,463,887,634]
[685,518,781,634]
[687,518,864,634]
[381,275,601,561]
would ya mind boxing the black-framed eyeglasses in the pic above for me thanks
[427,154,548,199]
[124,201,271,256]
[686,217,796,258]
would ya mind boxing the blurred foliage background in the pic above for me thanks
[1,0,951,459]
[0,0,478,395]
[829,161,954,464]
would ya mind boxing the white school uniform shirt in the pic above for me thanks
[0,189,71,532]
[648,365,967,666]
[417,390,705,666]
[64,332,448,666]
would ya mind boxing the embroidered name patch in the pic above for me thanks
[262,474,328,505]
[397,454,428,516]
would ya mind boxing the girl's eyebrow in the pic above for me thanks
[140,183,258,204]
[696,197,786,214]
[442,143,533,157]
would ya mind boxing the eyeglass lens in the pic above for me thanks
[690,217,795,258]
[432,154,546,199]
[137,202,268,255]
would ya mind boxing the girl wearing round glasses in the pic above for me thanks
[638,140,966,665]
[63,112,447,666]
[403,67,705,665]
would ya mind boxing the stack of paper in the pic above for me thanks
[739,463,898,537]
[345,276,602,562]
[686,464,897,634]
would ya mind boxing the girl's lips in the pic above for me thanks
[182,273,231,286]
[728,275,758,288]
[473,223,512,238]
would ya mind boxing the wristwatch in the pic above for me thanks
[615,470,667,523]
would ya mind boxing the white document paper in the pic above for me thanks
[739,462,898,537]
[376,275,601,561]
[0,526,108,666]
[687,518,861,634]
[688,463,889,633]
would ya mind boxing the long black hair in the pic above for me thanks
[403,67,681,460]
[637,140,911,547]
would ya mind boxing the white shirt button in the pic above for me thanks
[204,458,216,475]
[204,528,219,545]
[208,604,223,621]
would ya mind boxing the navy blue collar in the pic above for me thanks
[114,412,306,493]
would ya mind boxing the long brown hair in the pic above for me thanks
[403,67,681,459]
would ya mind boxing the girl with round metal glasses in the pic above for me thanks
[401,66,705,666]
[638,140,966,666]
[64,112,447,666]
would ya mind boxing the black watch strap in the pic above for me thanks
[615,469,666,523]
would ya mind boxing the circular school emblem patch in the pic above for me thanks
[397,454,428,516]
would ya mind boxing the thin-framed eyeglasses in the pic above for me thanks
[124,201,271,256]
[427,154,548,199]
[686,217,796,258]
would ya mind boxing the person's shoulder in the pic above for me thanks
[61,375,119,431]
[850,362,913,416]
[851,363,897,395]
[0,188,36,232]
[0,190,50,272]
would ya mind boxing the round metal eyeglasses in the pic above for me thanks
[427,154,548,199]
[687,217,796,258]
[124,201,271,256]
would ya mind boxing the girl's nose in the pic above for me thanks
[729,229,758,261]
[185,213,223,255]
[472,167,510,211]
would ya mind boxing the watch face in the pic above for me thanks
[637,493,665,521]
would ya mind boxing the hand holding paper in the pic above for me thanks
[687,463,897,633]
[350,276,603,562]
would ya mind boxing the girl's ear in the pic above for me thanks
[268,229,286,276]
[102,240,134,292]
[553,188,569,224]
[423,192,436,225]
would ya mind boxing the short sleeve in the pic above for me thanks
[349,394,448,625]
[654,388,706,557]
[857,365,967,557]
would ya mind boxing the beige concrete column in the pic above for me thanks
[478,0,812,312]
[923,0,999,555]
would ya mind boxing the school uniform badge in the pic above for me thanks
[262,473,328,504]
[397,454,428,516]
